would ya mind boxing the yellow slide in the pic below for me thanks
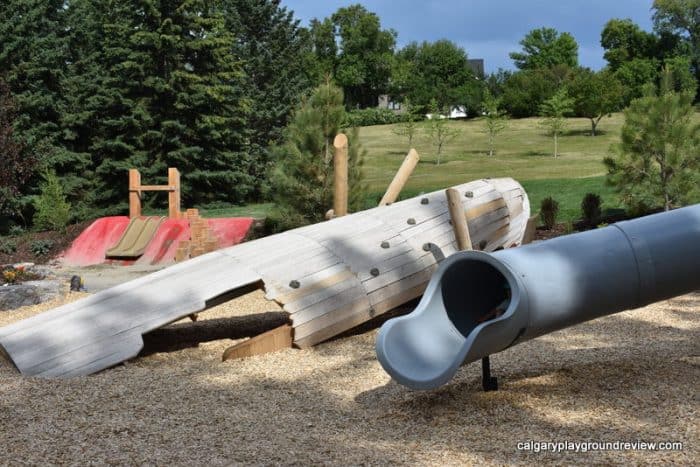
[106,217,164,258]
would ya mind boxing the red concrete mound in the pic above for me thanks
[61,216,254,267]
[62,216,131,267]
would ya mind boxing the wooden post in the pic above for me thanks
[333,133,348,217]
[379,148,420,206]
[446,188,472,251]
[168,167,181,219]
[128,169,141,218]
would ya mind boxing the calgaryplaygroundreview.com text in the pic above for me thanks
[516,440,684,454]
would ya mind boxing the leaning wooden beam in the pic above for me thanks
[0,178,529,377]
[378,148,420,206]
[222,324,293,361]
[446,188,473,251]
[333,133,349,217]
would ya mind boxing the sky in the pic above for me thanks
[280,0,656,74]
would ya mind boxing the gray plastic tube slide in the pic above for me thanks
[376,204,700,390]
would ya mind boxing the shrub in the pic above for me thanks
[33,171,71,231]
[581,193,602,227]
[0,238,17,254]
[8,225,24,236]
[30,239,54,257]
[540,196,560,230]
[344,108,413,127]
[267,81,367,233]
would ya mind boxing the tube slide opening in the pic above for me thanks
[441,259,511,337]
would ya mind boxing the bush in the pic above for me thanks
[540,196,560,230]
[33,171,71,232]
[30,239,54,257]
[0,238,17,254]
[344,108,414,127]
[8,225,24,236]
[581,193,602,227]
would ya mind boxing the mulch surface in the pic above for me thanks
[0,287,697,465]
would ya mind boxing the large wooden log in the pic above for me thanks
[0,178,529,377]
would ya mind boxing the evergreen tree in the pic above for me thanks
[33,170,71,232]
[63,0,252,212]
[267,80,366,232]
[604,68,700,213]
[0,80,39,219]
[221,0,315,197]
[0,0,89,215]
[0,0,67,148]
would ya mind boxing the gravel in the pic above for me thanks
[0,288,697,465]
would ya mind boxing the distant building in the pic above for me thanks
[377,95,402,111]
[467,59,484,77]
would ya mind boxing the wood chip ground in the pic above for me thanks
[0,287,697,465]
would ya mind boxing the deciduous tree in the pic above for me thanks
[426,100,460,165]
[569,68,624,136]
[539,88,574,158]
[481,90,508,157]
[391,98,420,151]
[393,40,483,115]
[510,27,579,70]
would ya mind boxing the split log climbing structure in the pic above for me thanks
[0,178,529,377]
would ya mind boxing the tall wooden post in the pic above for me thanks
[168,168,181,219]
[129,169,141,218]
[446,188,472,251]
[379,149,420,206]
[333,133,348,217]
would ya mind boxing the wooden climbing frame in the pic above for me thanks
[129,168,181,219]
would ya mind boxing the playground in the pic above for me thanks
[0,287,696,464]
[0,148,698,464]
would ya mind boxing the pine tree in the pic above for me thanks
[0,0,67,148]
[267,80,366,231]
[62,0,252,213]
[604,68,700,213]
[0,0,90,215]
[0,80,39,219]
[221,0,315,197]
[33,170,71,232]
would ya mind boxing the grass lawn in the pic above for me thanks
[359,113,626,221]
[184,114,627,223]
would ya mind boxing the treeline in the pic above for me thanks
[1,0,699,229]
[1,0,315,224]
